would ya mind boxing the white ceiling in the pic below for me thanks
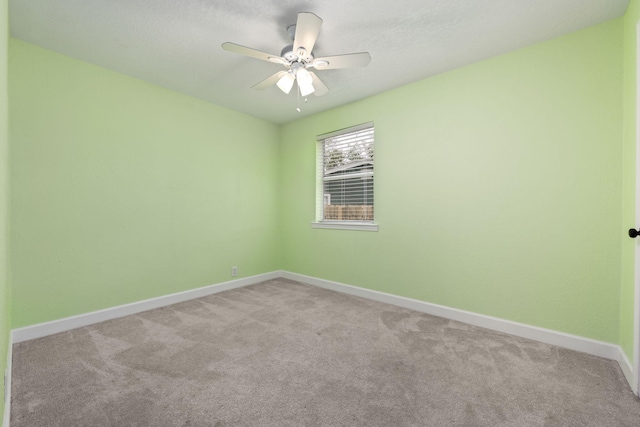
[9,0,630,124]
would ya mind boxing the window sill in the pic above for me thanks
[311,221,379,232]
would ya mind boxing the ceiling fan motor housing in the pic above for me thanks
[281,45,313,65]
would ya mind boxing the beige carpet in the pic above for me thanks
[11,278,640,426]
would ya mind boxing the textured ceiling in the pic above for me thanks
[9,0,630,124]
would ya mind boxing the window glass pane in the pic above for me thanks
[319,124,374,222]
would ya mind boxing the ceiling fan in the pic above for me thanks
[222,12,371,97]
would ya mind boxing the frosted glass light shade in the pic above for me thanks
[296,68,315,96]
[276,72,295,94]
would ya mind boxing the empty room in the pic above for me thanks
[2,0,640,426]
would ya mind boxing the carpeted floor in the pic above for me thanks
[11,278,640,426]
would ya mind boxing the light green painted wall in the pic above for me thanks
[621,0,640,368]
[280,19,623,343]
[9,39,281,328]
[0,0,9,421]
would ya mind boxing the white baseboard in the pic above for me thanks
[10,269,633,395]
[281,271,620,361]
[617,347,635,394]
[3,333,12,427]
[12,271,280,344]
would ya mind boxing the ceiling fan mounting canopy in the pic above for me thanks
[222,12,371,97]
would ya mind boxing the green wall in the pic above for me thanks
[622,0,640,369]
[280,19,624,344]
[9,39,281,328]
[0,0,9,421]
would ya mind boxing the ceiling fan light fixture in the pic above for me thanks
[299,81,315,97]
[276,72,295,94]
[296,67,312,83]
[296,68,315,96]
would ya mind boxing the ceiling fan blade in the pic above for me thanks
[221,42,283,63]
[293,12,323,60]
[312,52,371,70]
[309,72,328,96]
[252,71,288,90]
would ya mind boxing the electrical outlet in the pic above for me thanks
[231,266,238,277]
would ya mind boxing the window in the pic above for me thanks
[312,122,378,231]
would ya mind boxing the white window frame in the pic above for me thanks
[312,122,378,232]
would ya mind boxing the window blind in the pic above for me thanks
[317,123,374,222]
